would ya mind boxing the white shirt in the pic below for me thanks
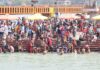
[4,25,8,35]
[75,32,81,40]
[93,35,97,40]
[21,26,25,33]
[8,25,12,32]
[97,28,100,33]
[0,24,4,32]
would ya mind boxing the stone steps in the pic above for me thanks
[89,39,100,51]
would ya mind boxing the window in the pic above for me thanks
[5,8,7,13]
[18,8,19,13]
[31,8,33,13]
[38,8,40,13]
[0,8,1,13]
[15,8,17,13]
[46,8,49,12]
[2,8,4,13]
[22,8,23,13]
[27,8,29,13]
[10,8,12,14]
[8,8,10,13]
[13,8,14,13]
[25,8,27,13]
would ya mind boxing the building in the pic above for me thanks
[0,5,84,16]
[0,0,99,16]
[55,0,71,6]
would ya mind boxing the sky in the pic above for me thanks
[0,0,100,6]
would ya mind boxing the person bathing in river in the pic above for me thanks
[8,44,14,53]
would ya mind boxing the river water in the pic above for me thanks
[0,52,100,70]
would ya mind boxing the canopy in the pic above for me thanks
[0,14,18,20]
[58,14,80,19]
[92,15,100,20]
[27,13,48,20]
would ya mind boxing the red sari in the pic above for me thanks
[28,42,33,53]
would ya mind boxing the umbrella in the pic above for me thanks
[0,14,18,20]
[58,14,80,19]
[27,13,48,20]
[92,15,100,20]
[14,14,33,19]
[76,14,90,19]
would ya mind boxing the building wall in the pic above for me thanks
[0,6,84,15]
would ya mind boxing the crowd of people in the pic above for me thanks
[0,17,99,54]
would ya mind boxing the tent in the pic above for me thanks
[92,15,100,20]
[0,14,18,20]
[27,13,48,20]
[58,14,80,19]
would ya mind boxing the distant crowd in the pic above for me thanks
[0,18,99,54]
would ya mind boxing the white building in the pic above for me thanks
[56,0,71,6]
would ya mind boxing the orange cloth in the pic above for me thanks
[15,25,20,33]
